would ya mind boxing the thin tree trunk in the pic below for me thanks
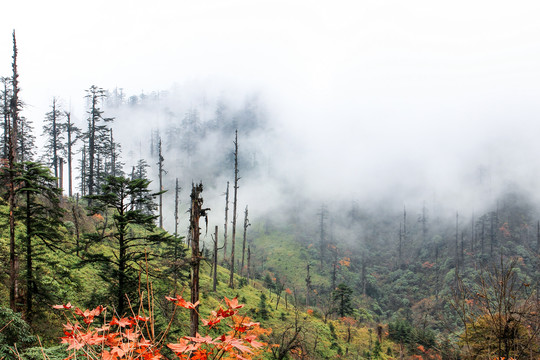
[158,137,164,228]
[26,188,33,321]
[66,112,73,197]
[52,98,58,184]
[72,204,80,257]
[247,246,251,283]
[212,225,218,292]
[305,263,311,306]
[241,205,249,276]
[229,131,239,289]
[59,157,64,193]
[223,181,229,265]
[319,205,326,270]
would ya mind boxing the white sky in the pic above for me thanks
[2,0,540,212]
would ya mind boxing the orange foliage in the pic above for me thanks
[285,288,292,295]
[92,213,104,222]
[338,257,351,267]
[53,296,269,360]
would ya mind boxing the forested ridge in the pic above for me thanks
[1,32,540,360]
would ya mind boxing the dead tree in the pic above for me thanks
[65,111,80,197]
[173,178,181,294]
[223,181,229,264]
[229,131,239,289]
[212,225,218,291]
[157,137,165,229]
[318,205,327,270]
[247,246,251,283]
[455,212,459,275]
[241,205,250,276]
[189,183,209,337]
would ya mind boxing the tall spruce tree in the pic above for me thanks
[84,175,169,315]
[64,111,80,197]
[8,30,20,311]
[84,85,113,201]
[42,98,64,185]
[15,161,64,321]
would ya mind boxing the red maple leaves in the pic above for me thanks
[53,296,268,360]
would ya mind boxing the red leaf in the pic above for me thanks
[110,316,134,328]
[224,296,244,310]
[52,302,72,309]
[165,295,199,309]
[168,339,199,353]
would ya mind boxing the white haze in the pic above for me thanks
[2,1,540,235]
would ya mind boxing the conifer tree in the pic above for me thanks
[84,85,113,201]
[17,116,35,162]
[0,77,10,159]
[8,30,20,311]
[64,111,80,197]
[84,175,169,315]
[41,98,64,184]
[15,161,64,321]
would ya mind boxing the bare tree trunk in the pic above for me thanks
[174,178,179,237]
[247,246,251,283]
[189,183,207,337]
[59,157,64,193]
[212,225,218,292]
[305,263,311,306]
[173,178,180,295]
[25,188,33,321]
[158,137,164,229]
[72,203,81,257]
[318,205,327,270]
[229,131,239,289]
[241,205,249,276]
[51,98,58,184]
[223,181,229,264]
[66,112,73,197]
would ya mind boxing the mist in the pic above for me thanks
[2,1,540,242]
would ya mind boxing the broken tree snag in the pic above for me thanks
[212,225,218,292]
[241,205,250,276]
[223,181,229,265]
[247,245,251,284]
[229,130,239,289]
[189,182,209,337]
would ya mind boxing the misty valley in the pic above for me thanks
[1,31,540,360]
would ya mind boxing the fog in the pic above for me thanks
[2,1,540,237]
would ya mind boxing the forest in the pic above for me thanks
[1,29,540,360]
